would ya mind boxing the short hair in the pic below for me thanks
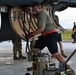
[41,1,47,6]
[32,2,41,7]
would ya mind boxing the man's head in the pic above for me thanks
[73,22,76,27]
[32,2,42,15]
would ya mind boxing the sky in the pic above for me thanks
[55,7,76,29]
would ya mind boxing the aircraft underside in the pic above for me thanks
[0,0,76,41]
[0,0,44,6]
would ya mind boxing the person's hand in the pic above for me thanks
[26,32,34,39]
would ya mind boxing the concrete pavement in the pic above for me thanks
[0,41,76,75]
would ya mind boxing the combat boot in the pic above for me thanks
[27,67,32,71]
[72,40,75,43]
[13,56,19,60]
[61,50,67,58]
[18,50,26,59]
[19,55,26,59]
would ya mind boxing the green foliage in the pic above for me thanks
[61,29,73,40]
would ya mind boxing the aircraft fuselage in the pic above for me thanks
[0,0,44,6]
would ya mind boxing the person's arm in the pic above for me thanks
[33,26,44,36]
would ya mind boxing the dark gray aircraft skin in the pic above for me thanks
[0,0,75,6]
[0,0,53,6]
[0,0,76,41]
[0,0,76,12]
[0,10,20,41]
[0,0,44,6]
[0,0,76,7]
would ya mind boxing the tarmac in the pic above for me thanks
[0,40,76,75]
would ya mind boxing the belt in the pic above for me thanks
[43,30,57,36]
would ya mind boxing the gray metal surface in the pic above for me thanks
[0,0,43,6]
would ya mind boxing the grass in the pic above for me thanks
[61,29,73,40]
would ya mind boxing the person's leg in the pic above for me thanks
[58,41,63,50]
[74,32,76,43]
[48,41,65,62]
[13,47,18,59]
[52,53,75,74]
[18,49,26,59]
[57,33,67,58]
[46,33,75,74]
[17,39,26,59]
[27,36,46,71]
[12,40,19,60]
[72,32,76,43]
[71,33,75,43]
[51,52,75,74]
[58,42,67,58]
[52,53,65,62]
